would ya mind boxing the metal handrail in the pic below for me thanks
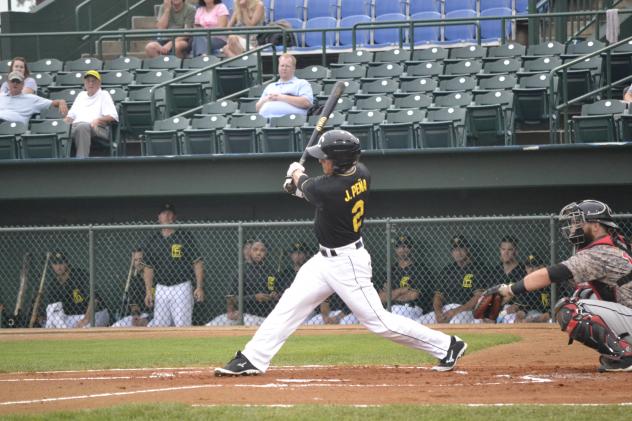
[547,34,632,145]
[149,43,276,122]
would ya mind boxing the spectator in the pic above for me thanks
[142,203,205,327]
[0,57,37,95]
[145,0,196,59]
[256,53,313,118]
[420,236,489,324]
[491,236,527,284]
[111,249,153,327]
[0,72,67,125]
[624,84,632,102]
[190,0,229,56]
[221,0,265,57]
[64,70,118,158]
[44,251,110,328]
[379,235,433,320]
[208,239,286,326]
[243,238,255,264]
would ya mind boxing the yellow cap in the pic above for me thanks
[83,70,101,81]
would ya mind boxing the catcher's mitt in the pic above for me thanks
[473,293,502,320]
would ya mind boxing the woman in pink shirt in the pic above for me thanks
[191,0,230,56]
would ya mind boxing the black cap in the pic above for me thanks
[395,235,413,248]
[159,203,176,214]
[50,251,68,264]
[289,241,308,253]
[525,253,543,267]
[450,235,470,249]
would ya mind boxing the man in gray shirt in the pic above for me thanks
[144,0,196,59]
[0,72,68,125]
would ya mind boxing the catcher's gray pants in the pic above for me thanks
[71,122,110,158]
[578,299,632,338]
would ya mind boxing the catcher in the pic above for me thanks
[476,199,632,372]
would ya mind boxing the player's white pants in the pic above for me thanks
[148,281,193,327]
[206,313,265,326]
[111,313,150,327]
[418,304,481,324]
[242,242,452,372]
[45,302,110,328]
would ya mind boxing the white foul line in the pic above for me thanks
[0,384,222,407]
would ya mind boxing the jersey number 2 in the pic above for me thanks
[352,200,365,233]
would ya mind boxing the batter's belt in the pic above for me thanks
[320,239,363,257]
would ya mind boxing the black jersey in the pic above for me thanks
[45,267,100,315]
[298,162,370,248]
[233,262,287,318]
[142,230,202,286]
[387,261,435,313]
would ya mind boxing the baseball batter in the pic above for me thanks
[485,200,632,371]
[215,130,467,376]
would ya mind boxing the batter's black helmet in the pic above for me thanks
[306,130,361,173]
[559,199,619,245]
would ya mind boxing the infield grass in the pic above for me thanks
[0,332,515,372]
[3,403,630,421]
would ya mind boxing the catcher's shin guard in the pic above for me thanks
[555,299,632,358]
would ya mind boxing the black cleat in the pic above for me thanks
[214,351,262,377]
[598,355,632,372]
[431,336,468,372]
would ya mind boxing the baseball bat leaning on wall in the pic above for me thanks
[6,253,31,328]
[29,252,51,328]
[116,252,136,321]
[283,80,347,193]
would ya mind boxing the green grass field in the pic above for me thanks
[1,332,627,420]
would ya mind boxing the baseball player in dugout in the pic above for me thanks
[215,129,467,376]
[44,251,110,328]
[111,249,153,327]
[142,203,204,327]
[483,199,632,372]
[208,239,286,326]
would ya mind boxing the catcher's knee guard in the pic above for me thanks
[555,298,632,358]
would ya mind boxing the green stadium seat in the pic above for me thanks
[366,62,404,79]
[442,59,483,76]
[476,73,517,91]
[393,92,432,109]
[337,50,374,64]
[379,108,425,149]
[486,42,526,59]
[135,70,174,86]
[404,61,444,78]
[526,40,564,57]
[120,86,166,142]
[261,114,307,152]
[295,65,329,80]
[104,56,142,71]
[213,66,253,99]
[411,46,448,61]
[512,73,552,128]
[222,114,266,153]
[465,103,511,147]
[238,97,259,114]
[21,119,70,159]
[482,58,521,75]
[433,91,473,108]
[322,79,360,95]
[360,79,398,95]
[100,70,135,87]
[142,117,190,156]
[142,55,182,70]
[299,111,346,148]
[29,58,63,74]
[399,77,438,93]
[182,55,221,69]
[355,94,393,110]
[0,121,27,160]
[448,44,485,61]
[63,57,103,72]
[571,99,626,143]
[200,99,238,115]
[375,48,409,63]
[340,110,385,150]
[331,64,368,80]
[438,75,476,92]
[419,107,466,148]
[182,114,228,154]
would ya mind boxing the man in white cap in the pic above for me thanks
[64,70,118,158]
[0,71,68,125]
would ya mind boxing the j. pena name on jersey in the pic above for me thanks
[344,178,368,202]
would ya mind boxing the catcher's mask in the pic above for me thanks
[559,199,619,246]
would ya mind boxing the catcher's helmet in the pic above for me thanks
[306,130,361,174]
[559,199,619,245]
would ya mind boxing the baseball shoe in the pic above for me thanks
[598,355,632,372]
[214,351,262,377]
[431,336,468,372]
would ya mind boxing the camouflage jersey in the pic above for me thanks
[561,236,632,308]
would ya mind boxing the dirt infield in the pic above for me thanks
[0,324,630,414]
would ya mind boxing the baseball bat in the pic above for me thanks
[29,252,50,328]
[6,252,31,328]
[116,251,136,321]
[283,80,347,193]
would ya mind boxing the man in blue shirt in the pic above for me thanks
[256,54,313,118]
[0,72,68,125]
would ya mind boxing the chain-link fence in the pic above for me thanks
[1,214,630,329]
